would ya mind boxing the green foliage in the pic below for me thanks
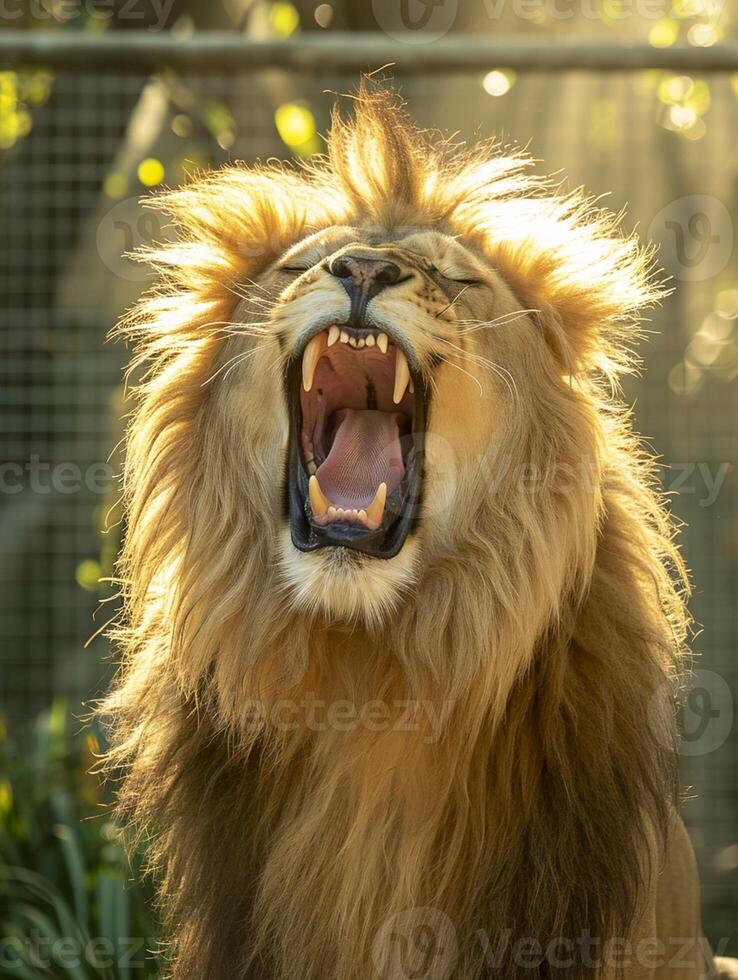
[0,702,160,978]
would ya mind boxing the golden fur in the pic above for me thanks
[102,85,701,979]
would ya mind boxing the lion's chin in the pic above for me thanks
[278,527,419,626]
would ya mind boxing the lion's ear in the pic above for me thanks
[530,300,583,377]
[527,295,637,379]
[466,192,667,376]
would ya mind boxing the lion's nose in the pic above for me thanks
[329,255,403,297]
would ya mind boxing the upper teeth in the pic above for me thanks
[301,328,413,403]
[393,346,410,405]
[301,331,326,392]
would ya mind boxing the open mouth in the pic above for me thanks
[286,324,426,558]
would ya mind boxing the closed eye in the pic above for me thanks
[443,275,482,286]
[428,264,483,286]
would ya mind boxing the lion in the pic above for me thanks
[102,85,737,980]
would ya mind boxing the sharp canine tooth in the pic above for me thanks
[377,333,388,354]
[309,475,331,516]
[393,348,411,404]
[302,333,326,392]
[327,325,340,347]
[365,482,387,529]
[340,330,349,344]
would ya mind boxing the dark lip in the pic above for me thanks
[285,323,426,559]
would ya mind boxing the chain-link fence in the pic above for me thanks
[0,36,736,949]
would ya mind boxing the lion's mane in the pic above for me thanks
[102,86,690,980]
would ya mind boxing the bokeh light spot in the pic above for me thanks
[137,157,165,187]
[171,113,192,137]
[482,70,515,97]
[658,75,693,104]
[275,102,319,155]
[716,289,738,319]
[26,70,53,105]
[270,1,300,37]
[0,780,12,816]
[668,361,703,396]
[314,3,333,27]
[702,312,734,341]
[76,559,102,592]
[688,23,722,47]
[103,172,127,198]
[649,18,679,48]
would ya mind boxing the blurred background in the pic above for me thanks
[0,2,736,976]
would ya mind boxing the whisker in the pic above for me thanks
[426,370,441,401]
[217,321,272,338]
[434,354,485,397]
[228,294,276,313]
[224,283,252,303]
[454,309,540,335]
[225,282,277,309]
[232,277,274,298]
[200,319,271,337]
[201,347,264,386]
[436,284,472,319]
[435,336,518,401]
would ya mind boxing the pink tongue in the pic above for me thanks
[316,409,405,509]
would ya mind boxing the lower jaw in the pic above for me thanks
[287,453,424,559]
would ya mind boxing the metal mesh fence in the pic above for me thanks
[0,57,736,946]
